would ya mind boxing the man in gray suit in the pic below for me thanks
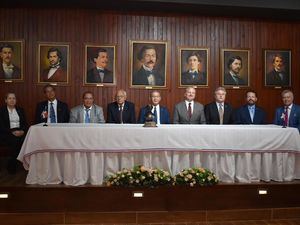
[173,87,206,124]
[69,91,105,123]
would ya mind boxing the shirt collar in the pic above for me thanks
[143,64,153,72]
[48,99,57,105]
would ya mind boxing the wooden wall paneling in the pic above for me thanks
[0,9,299,124]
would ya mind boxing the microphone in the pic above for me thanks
[42,105,48,126]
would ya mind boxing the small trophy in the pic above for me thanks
[143,105,157,127]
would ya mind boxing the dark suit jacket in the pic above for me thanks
[181,71,207,85]
[35,100,69,124]
[133,67,164,86]
[266,69,289,86]
[0,64,21,79]
[41,67,67,82]
[138,105,170,124]
[107,101,136,123]
[87,67,113,83]
[235,104,266,124]
[0,106,28,136]
[274,104,300,132]
[204,102,234,124]
[224,72,246,86]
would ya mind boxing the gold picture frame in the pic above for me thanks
[37,42,70,85]
[0,40,24,82]
[221,48,250,88]
[129,40,168,89]
[178,47,209,88]
[84,44,116,86]
[264,49,291,87]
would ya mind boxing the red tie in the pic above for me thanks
[187,103,192,119]
[284,106,289,127]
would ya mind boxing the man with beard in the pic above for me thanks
[41,48,67,82]
[87,48,113,83]
[224,56,247,86]
[0,44,21,79]
[266,54,289,86]
[132,45,164,86]
[235,90,266,124]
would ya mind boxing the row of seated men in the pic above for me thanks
[0,84,300,173]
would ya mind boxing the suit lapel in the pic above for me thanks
[289,105,295,125]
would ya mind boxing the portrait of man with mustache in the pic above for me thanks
[132,45,165,86]
[0,43,21,80]
[86,48,113,84]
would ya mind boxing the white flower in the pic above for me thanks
[280,113,285,120]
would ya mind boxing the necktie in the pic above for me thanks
[249,106,254,122]
[98,69,104,83]
[85,108,90,123]
[284,106,289,127]
[153,106,157,123]
[50,102,56,123]
[187,103,192,119]
[219,104,224,124]
[119,106,123,124]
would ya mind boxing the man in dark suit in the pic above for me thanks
[224,56,247,86]
[173,87,206,124]
[235,90,266,124]
[41,48,67,83]
[266,54,289,86]
[132,45,164,86]
[107,89,136,123]
[35,84,69,124]
[181,51,207,86]
[138,90,170,124]
[0,93,27,173]
[87,48,113,84]
[274,90,300,132]
[0,44,21,80]
[205,87,234,124]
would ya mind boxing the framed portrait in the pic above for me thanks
[264,49,291,87]
[179,47,209,88]
[221,49,250,88]
[38,43,70,85]
[0,40,24,82]
[84,44,116,86]
[130,40,168,89]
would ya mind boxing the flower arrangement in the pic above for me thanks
[104,165,173,187]
[104,165,218,187]
[174,167,218,187]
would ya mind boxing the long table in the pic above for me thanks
[17,124,300,186]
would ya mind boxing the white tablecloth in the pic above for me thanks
[17,124,300,186]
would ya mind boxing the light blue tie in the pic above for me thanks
[50,102,56,123]
[249,106,254,122]
[85,108,90,123]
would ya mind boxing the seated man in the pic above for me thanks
[107,89,136,123]
[205,87,234,124]
[69,91,105,123]
[35,84,69,124]
[235,90,266,124]
[173,87,206,124]
[274,90,300,132]
[138,90,170,124]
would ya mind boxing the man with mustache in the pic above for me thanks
[224,56,247,86]
[41,47,67,82]
[87,48,113,83]
[0,44,21,80]
[132,45,164,86]
[266,54,289,86]
[235,90,266,124]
